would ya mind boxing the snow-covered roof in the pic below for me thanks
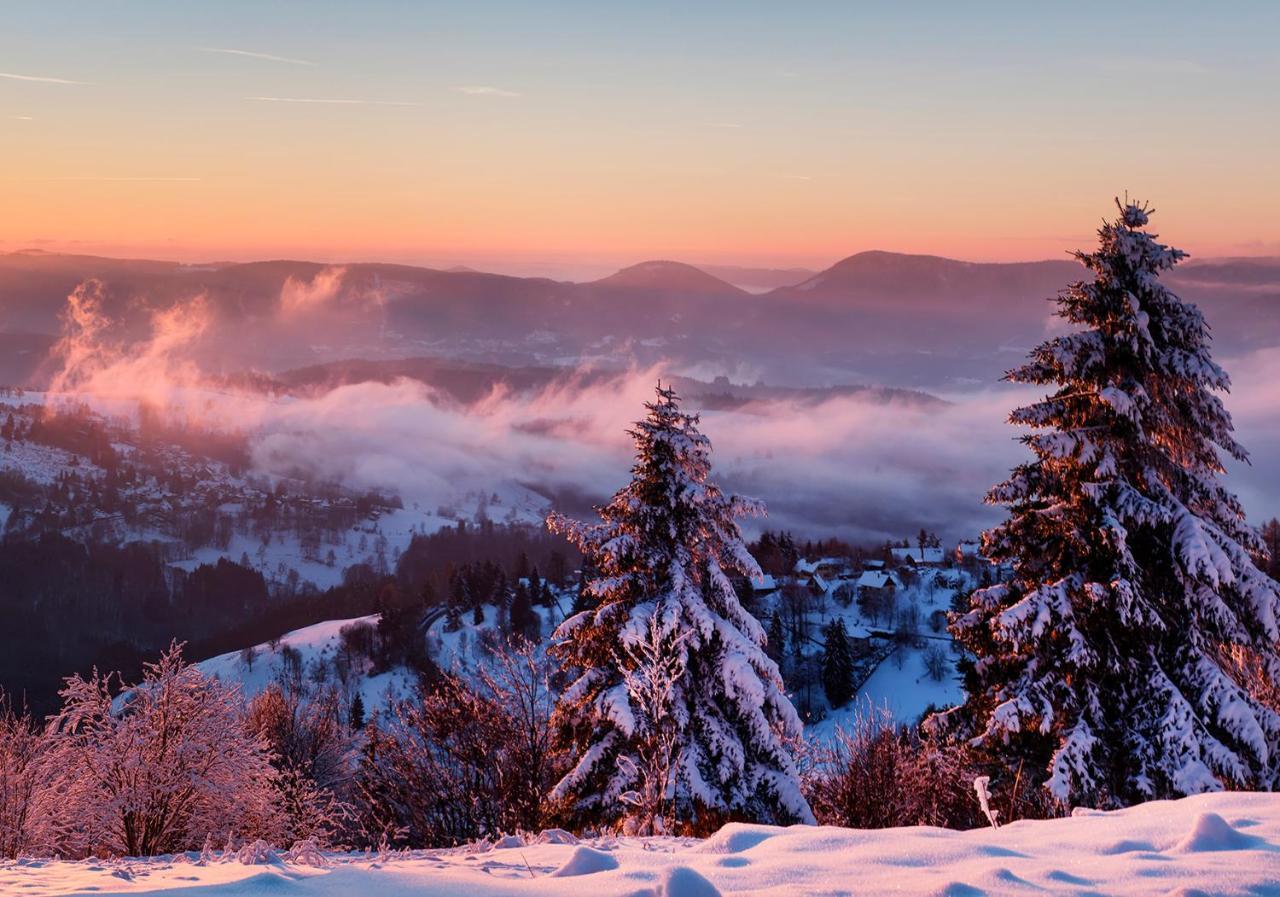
[751,573,778,592]
[795,556,847,576]
[890,546,945,565]
[856,570,893,589]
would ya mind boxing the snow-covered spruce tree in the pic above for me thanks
[945,200,1280,808]
[547,384,814,831]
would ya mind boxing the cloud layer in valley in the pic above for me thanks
[38,282,1280,546]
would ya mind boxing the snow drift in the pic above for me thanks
[2,792,1277,896]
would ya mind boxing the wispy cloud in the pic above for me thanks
[244,95,421,107]
[0,71,87,85]
[12,115,34,121]
[29,176,202,182]
[1081,56,1209,75]
[198,46,317,66]
[784,174,812,181]
[453,85,521,98]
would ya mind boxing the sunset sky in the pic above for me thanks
[3,1,1278,275]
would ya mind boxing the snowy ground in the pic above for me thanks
[3,792,1278,896]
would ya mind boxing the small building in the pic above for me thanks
[794,556,848,581]
[750,573,779,596]
[856,569,896,598]
[890,546,946,567]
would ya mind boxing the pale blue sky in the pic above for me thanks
[3,1,1277,270]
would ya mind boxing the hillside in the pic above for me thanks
[196,545,978,737]
[197,615,420,712]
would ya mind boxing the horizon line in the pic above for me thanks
[2,244,1275,283]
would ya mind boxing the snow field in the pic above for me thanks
[3,792,1277,896]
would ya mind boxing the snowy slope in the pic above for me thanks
[168,504,464,593]
[765,564,972,733]
[197,567,965,738]
[426,598,572,673]
[194,591,573,718]
[4,792,1278,896]
[0,390,552,595]
[197,615,417,711]
[806,642,966,742]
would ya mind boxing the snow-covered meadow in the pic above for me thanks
[3,793,1277,896]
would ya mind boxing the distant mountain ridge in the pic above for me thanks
[589,260,747,296]
[1,249,1275,390]
[779,250,1086,307]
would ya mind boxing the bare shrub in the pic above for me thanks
[353,638,564,846]
[923,644,949,682]
[804,701,985,830]
[246,684,355,845]
[612,617,687,836]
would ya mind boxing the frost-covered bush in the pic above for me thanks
[37,643,284,857]
[0,695,47,858]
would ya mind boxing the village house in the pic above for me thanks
[750,573,779,597]
[793,556,849,582]
[890,546,946,567]
[855,568,897,600]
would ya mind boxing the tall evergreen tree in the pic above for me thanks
[820,618,855,709]
[1261,518,1280,579]
[509,581,539,641]
[766,610,786,663]
[946,200,1280,807]
[570,556,596,616]
[547,384,813,829]
[349,693,366,732]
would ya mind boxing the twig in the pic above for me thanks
[1008,757,1025,823]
